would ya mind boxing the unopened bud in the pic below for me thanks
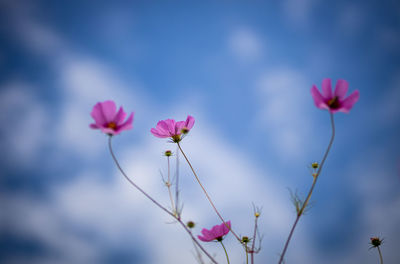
[311,162,319,169]
[242,236,249,243]
[164,150,173,156]
[187,221,195,229]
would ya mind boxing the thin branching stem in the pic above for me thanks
[175,145,180,218]
[278,112,335,264]
[177,142,241,242]
[108,136,218,264]
[377,246,384,264]
[250,216,259,264]
[166,156,175,213]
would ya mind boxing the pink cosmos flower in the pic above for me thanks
[150,115,195,142]
[198,221,231,242]
[311,78,360,113]
[90,100,134,135]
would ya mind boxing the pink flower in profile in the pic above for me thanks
[150,115,195,142]
[90,100,134,135]
[311,78,360,113]
[198,221,231,242]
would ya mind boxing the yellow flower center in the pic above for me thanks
[107,122,117,130]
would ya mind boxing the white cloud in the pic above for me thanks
[0,193,100,264]
[254,68,312,161]
[228,28,263,62]
[0,83,47,167]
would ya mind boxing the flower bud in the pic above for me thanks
[311,162,319,169]
[187,221,195,229]
[164,150,173,157]
[242,236,250,243]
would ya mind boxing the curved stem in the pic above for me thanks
[250,216,259,264]
[278,113,335,264]
[108,136,218,264]
[220,241,230,264]
[377,246,384,264]
[177,142,241,242]
[108,136,172,217]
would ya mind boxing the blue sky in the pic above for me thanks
[0,0,399,263]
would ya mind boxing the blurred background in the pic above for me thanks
[0,0,399,263]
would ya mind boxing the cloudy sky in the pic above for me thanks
[0,0,399,263]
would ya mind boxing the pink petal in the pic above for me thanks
[91,102,107,125]
[165,119,177,136]
[114,107,127,125]
[99,100,117,123]
[198,235,210,242]
[200,228,214,241]
[222,221,231,235]
[151,128,169,138]
[321,78,333,99]
[334,80,349,99]
[311,85,329,110]
[116,112,134,132]
[210,225,220,238]
[185,115,195,130]
[339,90,360,113]
[175,121,185,134]
[156,120,170,135]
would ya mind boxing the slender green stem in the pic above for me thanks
[220,241,230,264]
[245,243,249,264]
[377,246,384,264]
[278,113,335,264]
[177,142,241,242]
[166,156,175,214]
[108,136,217,264]
[175,145,180,218]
